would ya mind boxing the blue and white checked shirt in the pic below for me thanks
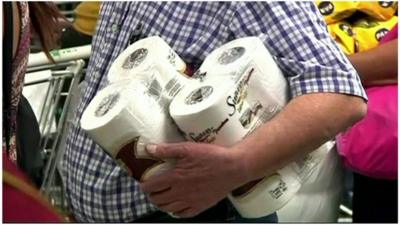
[62,2,367,222]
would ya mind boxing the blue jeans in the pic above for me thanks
[135,199,278,223]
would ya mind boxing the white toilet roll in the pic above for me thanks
[108,36,187,83]
[170,74,301,218]
[229,143,331,218]
[170,77,247,145]
[170,37,330,218]
[193,36,289,109]
[228,166,301,218]
[81,79,185,181]
[277,141,345,222]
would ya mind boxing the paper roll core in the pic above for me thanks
[232,178,264,196]
[115,137,162,181]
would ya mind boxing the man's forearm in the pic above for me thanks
[231,92,366,183]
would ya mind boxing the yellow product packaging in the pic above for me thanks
[353,16,398,52]
[357,1,398,21]
[316,1,359,24]
[328,22,358,55]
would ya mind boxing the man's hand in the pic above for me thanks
[140,93,366,218]
[140,142,246,218]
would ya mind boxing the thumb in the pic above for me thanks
[146,143,187,159]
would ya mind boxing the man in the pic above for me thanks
[62,2,367,222]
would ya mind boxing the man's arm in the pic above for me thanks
[141,92,366,218]
[233,92,366,181]
[348,39,397,86]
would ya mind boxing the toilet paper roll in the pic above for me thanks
[229,143,330,218]
[171,35,330,217]
[277,141,344,222]
[170,74,265,145]
[228,140,332,218]
[128,62,189,106]
[108,36,187,83]
[81,79,185,181]
[291,142,334,183]
[193,36,289,108]
[228,165,301,218]
[170,75,301,218]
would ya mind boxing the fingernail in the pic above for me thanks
[146,144,157,155]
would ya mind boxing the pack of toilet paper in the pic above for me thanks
[107,36,187,83]
[81,79,185,181]
[170,37,329,218]
[277,141,345,222]
[170,73,302,218]
[193,36,289,108]
[82,36,331,218]
[82,36,190,182]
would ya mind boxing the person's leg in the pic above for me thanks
[353,172,397,223]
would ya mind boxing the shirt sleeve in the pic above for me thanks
[229,2,367,101]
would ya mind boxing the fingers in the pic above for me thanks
[146,143,189,159]
[140,174,171,193]
[145,186,194,218]
[174,208,201,218]
[158,201,188,213]
[148,188,176,205]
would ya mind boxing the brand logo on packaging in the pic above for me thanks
[318,1,334,16]
[188,118,229,143]
[239,102,263,128]
[185,86,214,105]
[378,1,393,8]
[339,23,354,37]
[375,28,389,41]
[95,92,120,117]
[218,47,245,65]
[226,68,254,116]
[122,48,148,69]
[193,70,207,82]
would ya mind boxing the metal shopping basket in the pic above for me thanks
[24,45,91,215]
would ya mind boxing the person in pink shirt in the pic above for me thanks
[344,23,397,222]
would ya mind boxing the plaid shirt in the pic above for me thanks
[62,1,366,222]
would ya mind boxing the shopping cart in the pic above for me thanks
[24,45,90,215]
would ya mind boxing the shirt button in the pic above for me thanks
[111,24,119,33]
[93,71,100,79]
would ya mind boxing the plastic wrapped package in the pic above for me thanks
[328,21,358,55]
[357,1,398,21]
[277,142,345,222]
[81,78,186,182]
[316,1,359,24]
[353,15,398,52]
